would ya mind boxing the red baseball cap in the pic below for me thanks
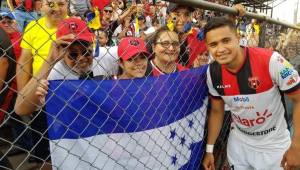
[56,17,94,43]
[118,37,150,61]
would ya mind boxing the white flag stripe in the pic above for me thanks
[50,98,208,170]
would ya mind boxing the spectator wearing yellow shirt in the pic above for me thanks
[17,0,68,91]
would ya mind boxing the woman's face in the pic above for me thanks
[153,31,180,63]
[120,54,148,78]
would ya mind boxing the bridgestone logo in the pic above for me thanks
[237,126,276,136]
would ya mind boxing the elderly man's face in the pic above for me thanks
[63,41,93,75]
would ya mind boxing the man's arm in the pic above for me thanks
[15,34,73,116]
[202,98,225,170]
[16,48,33,91]
[281,92,300,169]
[207,98,225,145]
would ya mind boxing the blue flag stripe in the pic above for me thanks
[46,66,208,140]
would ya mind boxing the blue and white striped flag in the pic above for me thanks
[46,67,208,170]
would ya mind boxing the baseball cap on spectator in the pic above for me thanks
[56,17,94,43]
[103,4,113,11]
[118,37,150,61]
[167,2,195,13]
[0,12,15,20]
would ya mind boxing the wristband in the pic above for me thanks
[206,144,214,153]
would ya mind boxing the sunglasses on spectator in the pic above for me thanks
[156,41,180,48]
[104,10,113,13]
[0,19,13,25]
[68,50,93,60]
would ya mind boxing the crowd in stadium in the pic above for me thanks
[0,0,300,169]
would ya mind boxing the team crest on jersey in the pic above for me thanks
[248,77,260,90]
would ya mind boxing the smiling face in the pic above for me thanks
[119,54,148,78]
[205,25,243,69]
[42,0,68,25]
[63,41,93,75]
[173,8,190,33]
[153,30,180,64]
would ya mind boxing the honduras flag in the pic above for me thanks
[46,66,208,170]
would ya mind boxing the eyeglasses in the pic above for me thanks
[68,50,93,60]
[0,19,13,25]
[104,10,113,13]
[156,41,180,48]
[46,1,66,8]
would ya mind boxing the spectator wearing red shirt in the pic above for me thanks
[0,12,22,59]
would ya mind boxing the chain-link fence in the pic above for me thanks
[0,0,300,170]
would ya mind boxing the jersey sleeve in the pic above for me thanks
[269,52,300,94]
[207,66,222,99]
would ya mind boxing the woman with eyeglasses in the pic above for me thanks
[146,26,187,76]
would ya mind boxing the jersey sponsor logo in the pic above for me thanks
[248,77,260,90]
[216,84,231,89]
[287,74,298,86]
[277,56,293,68]
[236,126,276,136]
[234,105,254,110]
[232,109,272,127]
[233,96,249,102]
[280,67,294,79]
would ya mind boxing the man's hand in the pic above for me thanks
[281,145,300,170]
[36,79,49,105]
[47,34,73,63]
[202,153,215,170]
[233,3,246,17]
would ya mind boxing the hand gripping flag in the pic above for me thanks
[46,66,208,170]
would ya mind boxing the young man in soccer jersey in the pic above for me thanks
[202,17,300,170]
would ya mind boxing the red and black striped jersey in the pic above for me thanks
[207,47,300,152]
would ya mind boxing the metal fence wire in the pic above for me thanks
[0,0,299,170]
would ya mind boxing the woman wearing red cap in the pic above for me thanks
[113,37,150,79]
[147,26,187,76]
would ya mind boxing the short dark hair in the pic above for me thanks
[203,17,236,38]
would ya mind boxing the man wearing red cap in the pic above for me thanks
[14,17,103,166]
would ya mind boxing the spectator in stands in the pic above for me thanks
[69,0,91,17]
[0,27,16,130]
[146,26,187,76]
[166,3,207,68]
[6,0,38,31]
[246,18,260,47]
[100,3,136,45]
[15,17,99,115]
[15,0,68,164]
[96,30,109,47]
[202,17,300,170]
[192,50,210,68]
[0,12,21,60]
[14,18,99,166]
[0,11,31,154]
[17,0,68,91]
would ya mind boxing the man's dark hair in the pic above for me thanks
[203,17,236,38]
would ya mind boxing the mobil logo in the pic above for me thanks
[232,109,273,127]
[233,96,249,102]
